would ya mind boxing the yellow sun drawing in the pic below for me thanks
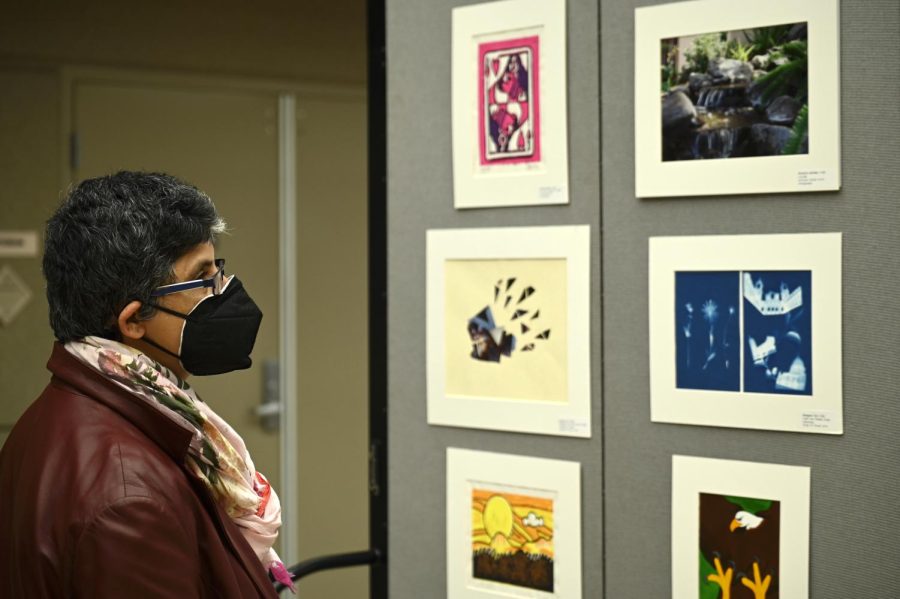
[471,489,554,559]
[483,495,514,540]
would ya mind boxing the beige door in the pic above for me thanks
[293,96,370,598]
[0,68,61,447]
[71,79,283,541]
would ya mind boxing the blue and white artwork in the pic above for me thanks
[743,270,812,395]
[675,271,740,392]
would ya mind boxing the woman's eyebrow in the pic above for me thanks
[187,259,215,279]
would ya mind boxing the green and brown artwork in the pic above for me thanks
[699,493,780,599]
[660,22,809,160]
[471,488,554,592]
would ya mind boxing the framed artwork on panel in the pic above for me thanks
[452,0,569,208]
[649,233,842,434]
[427,226,591,437]
[672,455,810,599]
[635,0,840,197]
[447,448,582,598]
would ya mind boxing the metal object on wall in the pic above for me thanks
[256,359,281,432]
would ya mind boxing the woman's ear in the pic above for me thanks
[117,300,146,340]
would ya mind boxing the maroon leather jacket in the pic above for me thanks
[0,344,278,598]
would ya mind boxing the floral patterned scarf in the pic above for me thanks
[65,336,295,591]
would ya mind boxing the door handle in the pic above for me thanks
[256,359,280,432]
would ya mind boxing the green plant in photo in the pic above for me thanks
[783,104,809,155]
[755,40,808,104]
[746,24,793,56]
[727,39,752,63]
[661,42,680,92]
[661,64,673,93]
[682,32,726,76]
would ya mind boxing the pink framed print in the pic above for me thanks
[478,36,541,166]
[452,0,568,209]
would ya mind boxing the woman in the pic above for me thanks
[0,172,291,597]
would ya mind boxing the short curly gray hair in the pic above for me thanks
[43,171,226,342]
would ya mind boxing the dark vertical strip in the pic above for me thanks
[367,0,388,597]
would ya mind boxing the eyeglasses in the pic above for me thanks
[150,258,227,297]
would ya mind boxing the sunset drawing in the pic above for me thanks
[471,488,555,592]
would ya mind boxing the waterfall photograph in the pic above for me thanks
[660,23,809,162]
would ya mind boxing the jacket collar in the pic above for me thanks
[47,342,195,464]
[47,343,278,596]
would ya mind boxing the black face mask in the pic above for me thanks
[144,276,263,376]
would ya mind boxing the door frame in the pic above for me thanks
[60,66,366,567]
